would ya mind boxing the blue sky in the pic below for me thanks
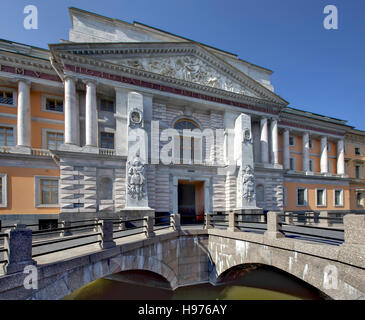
[1,0,364,129]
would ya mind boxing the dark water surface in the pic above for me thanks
[65,267,324,300]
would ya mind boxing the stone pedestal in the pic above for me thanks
[5,224,36,274]
[120,208,155,221]
[99,220,116,249]
[264,211,285,239]
[234,113,260,212]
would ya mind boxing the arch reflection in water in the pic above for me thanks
[65,265,326,300]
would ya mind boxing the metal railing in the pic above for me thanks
[204,211,347,244]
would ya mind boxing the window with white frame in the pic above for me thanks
[327,143,331,152]
[289,136,295,147]
[328,160,331,173]
[309,139,313,149]
[35,176,59,207]
[289,157,296,170]
[334,189,343,206]
[42,95,64,113]
[283,186,287,207]
[0,126,15,146]
[46,132,64,150]
[0,90,14,106]
[316,188,326,207]
[0,174,7,207]
[296,188,307,206]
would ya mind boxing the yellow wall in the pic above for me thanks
[284,182,350,211]
[0,167,60,214]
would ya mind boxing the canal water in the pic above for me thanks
[65,266,325,300]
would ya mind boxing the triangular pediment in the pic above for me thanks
[50,42,288,106]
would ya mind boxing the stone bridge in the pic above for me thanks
[0,213,364,300]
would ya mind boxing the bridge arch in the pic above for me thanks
[215,262,329,299]
[208,236,365,300]
[31,254,179,300]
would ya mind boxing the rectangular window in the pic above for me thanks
[356,192,364,207]
[289,157,296,170]
[289,136,295,146]
[328,160,331,173]
[309,159,314,172]
[327,143,331,152]
[45,98,63,112]
[0,90,13,105]
[309,139,313,149]
[0,126,14,146]
[297,188,307,206]
[334,189,343,206]
[46,132,64,150]
[40,179,58,205]
[316,188,326,206]
[0,174,7,207]
[355,147,361,156]
[100,132,114,149]
[100,99,115,112]
[355,165,362,179]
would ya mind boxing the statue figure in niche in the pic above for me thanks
[127,156,146,200]
[242,165,255,203]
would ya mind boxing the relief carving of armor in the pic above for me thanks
[242,165,255,203]
[127,156,146,201]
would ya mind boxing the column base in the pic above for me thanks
[120,207,155,221]
[6,259,36,274]
[100,240,116,249]
[264,231,285,239]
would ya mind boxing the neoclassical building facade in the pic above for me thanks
[0,7,364,226]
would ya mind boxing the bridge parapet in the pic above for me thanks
[343,214,365,246]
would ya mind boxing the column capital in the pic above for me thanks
[83,79,98,87]
[13,78,31,86]
[63,75,78,83]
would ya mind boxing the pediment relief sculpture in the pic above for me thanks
[115,55,259,98]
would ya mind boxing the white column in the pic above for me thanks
[85,81,98,147]
[283,129,290,169]
[302,132,310,172]
[16,80,31,147]
[337,139,345,175]
[270,119,279,165]
[115,88,128,156]
[260,117,269,163]
[64,77,77,145]
[320,136,328,173]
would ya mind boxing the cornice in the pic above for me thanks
[0,52,61,83]
[0,51,53,72]
[50,52,282,116]
[49,43,287,106]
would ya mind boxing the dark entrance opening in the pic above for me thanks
[178,180,204,224]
